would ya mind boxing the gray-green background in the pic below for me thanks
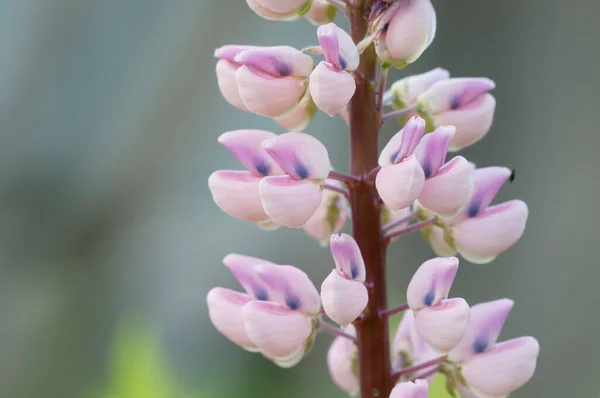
[0,1,597,397]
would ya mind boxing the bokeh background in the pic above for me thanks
[0,1,598,397]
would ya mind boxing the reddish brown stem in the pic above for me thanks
[348,1,394,397]
[392,356,445,383]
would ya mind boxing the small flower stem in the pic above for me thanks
[376,65,390,112]
[328,170,361,184]
[365,165,381,180]
[382,212,418,233]
[379,303,410,318]
[319,321,356,341]
[384,217,435,241]
[392,356,445,383]
[323,183,349,197]
[381,105,418,123]
[327,0,348,10]
[410,367,441,382]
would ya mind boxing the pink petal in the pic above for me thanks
[208,170,268,223]
[375,156,425,210]
[420,78,496,114]
[393,311,436,369]
[320,270,368,327]
[252,0,310,15]
[379,116,426,167]
[463,166,512,218]
[317,23,359,71]
[434,93,496,151]
[418,156,474,218]
[276,92,317,131]
[423,223,457,257]
[255,263,321,315]
[218,129,283,176]
[414,125,455,178]
[304,0,337,26]
[329,233,366,282]
[246,0,298,20]
[259,175,323,228]
[327,324,359,395]
[449,298,514,363]
[389,380,429,398]
[243,300,313,358]
[214,45,257,63]
[303,187,348,246]
[215,60,248,111]
[234,46,314,77]
[222,253,275,300]
[236,65,307,118]
[461,337,539,397]
[453,200,528,264]
[262,132,331,180]
[406,257,459,310]
[414,298,470,353]
[206,287,257,351]
[389,68,450,107]
[309,62,356,116]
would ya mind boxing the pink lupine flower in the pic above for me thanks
[406,257,470,352]
[246,0,312,21]
[259,132,331,228]
[303,183,349,246]
[371,0,437,68]
[460,336,540,397]
[310,23,359,116]
[276,92,317,131]
[414,126,474,218]
[387,68,450,109]
[376,116,426,210]
[327,324,359,395]
[392,311,437,381]
[214,45,257,111]
[304,0,337,26]
[418,78,496,150]
[208,129,282,225]
[234,46,313,118]
[321,234,369,327]
[389,379,429,398]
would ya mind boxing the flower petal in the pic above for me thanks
[234,46,314,77]
[303,187,348,246]
[222,253,275,300]
[208,170,268,223]
[407,257,459,310]
[320,270,368,327]
[259,176,323,228]
[390,68,450,108]
[464,166,512,218]
[327,324,359,395]
[393,310,436,369]
[379,116,426,167]
[255,263,321,315]
[243,300,313,358]
[425,225,458,257]
[419,78,496,114]
[206,287,257,350]
[276,91,317,131]
[317,23,359,71]
[262,132,331,180]
[304,0,337,26]
[215,60,247,111]
[218,129,283,176]
[329,233,366,282]
[309,62,356,116]
[414,125,455,178]
[376,156,425,211]
[461,337,539,397]
[414,298,470,353]
[389,380,429,398]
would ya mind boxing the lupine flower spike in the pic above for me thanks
[208,1,538,397]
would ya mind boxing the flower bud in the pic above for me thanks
[376,156,425,210]
[327,324,359,395]
[321,270,368,327]
[389,68,450,109]
[246,0,312,21]
[303,186,348,246]
[461,336,539,397]
[218,129,283,176]
[389,380,429,398]
[276,92,317,131]
[255,263,321,315]
[214,45,259,111]
[372,0,437,68]
[262,132,331,180]
[418,78,496,150]
[379,116,426,167]
[317,23,359,72]
[450,298,514,363]
[407,257,459,310]
[234,46,313,118]
[304,0,337,26]
[206,287,257,350]
[329,233,366,282]
[259,176,323,228]
[222,253,275,300]
[243,300,314,358]
[208,170,268,223]
[453,200,528,264]
[418,156,474,218]
[310,62,356,116]
[414,298,470,352]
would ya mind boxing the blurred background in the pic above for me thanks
[0,0,598,397]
